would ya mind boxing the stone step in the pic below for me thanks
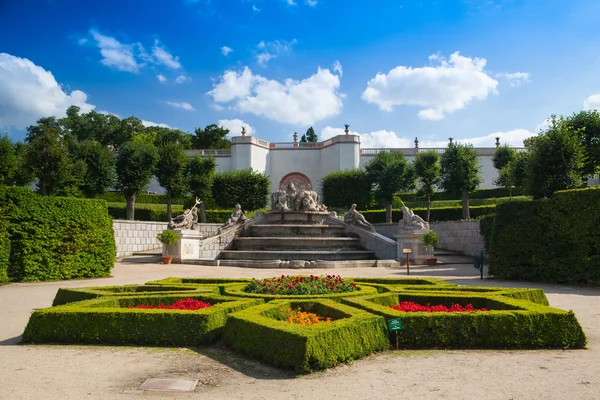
[232,236,362,250]
[249,224,350,237]
[218,250,376,261]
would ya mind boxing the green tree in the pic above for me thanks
[115,141,159,220]
[148,126,193,149]
[155,143,189,220]
[75,140,116,198]
[414,150,441,222]
[192,124,232,149]
[440,143,482,219]
[492,144,517,170]
[526,117,584,199]
[364,151,416,223]
[300,127,318,143]
[563,110,600,178]
[0,134,17,185]
[11,142,35,187]
[25,117,86,196]
[185,155,217,202]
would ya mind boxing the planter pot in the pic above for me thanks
[426,257,438,266]
[161,256,173,265]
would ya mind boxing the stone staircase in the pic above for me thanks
[218,212,376,262]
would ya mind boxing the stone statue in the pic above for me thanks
[221,203,247,230]
[269,186,327,212]
[399,206,429,230]
[295,190,319,211]
[286,182,297,210]
[168,198,201,230]
[344,204,376,232]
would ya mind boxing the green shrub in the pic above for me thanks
[0,186,115,282]
[478,214,495,254]
[362,205,496,223]
[212,169,270,211]
[420,230,439,248]
[96,192,187,205]
[222,299,389,373]
[23,294,263,346]
[401,196,531,209]
[397,187,527,202]
[342,292,586,349]
[156,229,179,245]
[488,187,600,285]
[0,216,9,283]
[52,285,218,306]
[321,169,373,210]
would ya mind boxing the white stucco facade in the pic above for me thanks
[148,134,519,194]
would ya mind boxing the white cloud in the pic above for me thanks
[217,119,255,136]
[142,120,171,128]
[320,126,534,148]
[221,46,233,56]
[252,5,260,11]
[88,29,141,73]
[361,51,499,120]
[0,53,95,129]
[333,60,343,76]
[583,93,600,110]
[166,101,195,111]
[255,39,297,67]
[157,74,167,83]
[497,71,531,87]
[208,66,344,125]
[285,0,296,4]
[151,40,181,69]
[175,75,191,84]
[306,0,318,5]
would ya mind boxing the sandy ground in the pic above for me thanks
[1,260,599,400]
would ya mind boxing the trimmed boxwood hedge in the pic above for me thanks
[361,205,496,223]
[397,187,527,202]
[488,187,600,285]
[0,216,9,283]
[23,294,263,346]
[222,299,389,373]
[222,282,379,301]
[0,186,115,282]
[107,204,232,223]
[341,292,586,349]
[52,284,219,306]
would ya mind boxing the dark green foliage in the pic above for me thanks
[192,124,232,149]
[23,294,263,346]
[0,186,115,282]
[563,110,600,178]
[414,150,441,222]
[488,187,600,285]
[321,169,372,209]
[0,216,9,282]
[75,140,116,198]
[440,143,482,219]
[365,152,416,223]
[155,143,189,220]
[360,205,496,223]
[492,145,517,170]
[222,299,389,373]
[115,141,159,220]
[342,293,586,349]
[212,169,270,211]
[97,192,187,204]
[526,118,584,199]
[300,127,318,143]
[106,203,231,223]
[478,214,495,253]
[0,134,17,185]
[185,155,217,202]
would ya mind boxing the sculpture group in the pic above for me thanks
[270,182,327,212]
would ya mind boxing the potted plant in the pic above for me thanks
[420,229,440,266]
[156,229,179,264]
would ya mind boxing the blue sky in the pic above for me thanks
[2,0,600,147]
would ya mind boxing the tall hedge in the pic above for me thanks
[321,169,372,210]
[211,169,270,211]
[0,216,9,283]
[0,186,116,282]
[361,205,496,223]
[488,187,600,285]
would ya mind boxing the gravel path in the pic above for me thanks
[1,260,599,400]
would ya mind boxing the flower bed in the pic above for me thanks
[132,298,211,310]
[390,302,489,313]
[244,275,357,295]
[277,306,332,326]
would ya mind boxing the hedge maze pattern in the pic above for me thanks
[24,277,587,373]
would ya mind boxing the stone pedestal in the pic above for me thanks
[163,229,202,263]
[394,230,433,265]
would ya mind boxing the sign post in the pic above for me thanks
[473,251,484,280]
[387,318,403,350]
[402,248,412,275]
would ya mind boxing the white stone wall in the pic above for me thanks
[374,220,485,257]
[429,220,485,257]
[113,220,221,258]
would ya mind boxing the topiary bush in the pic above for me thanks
[321,169,373,210]
[0,186,115,282]
[212,169,270,211]
[488,187,600,285]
